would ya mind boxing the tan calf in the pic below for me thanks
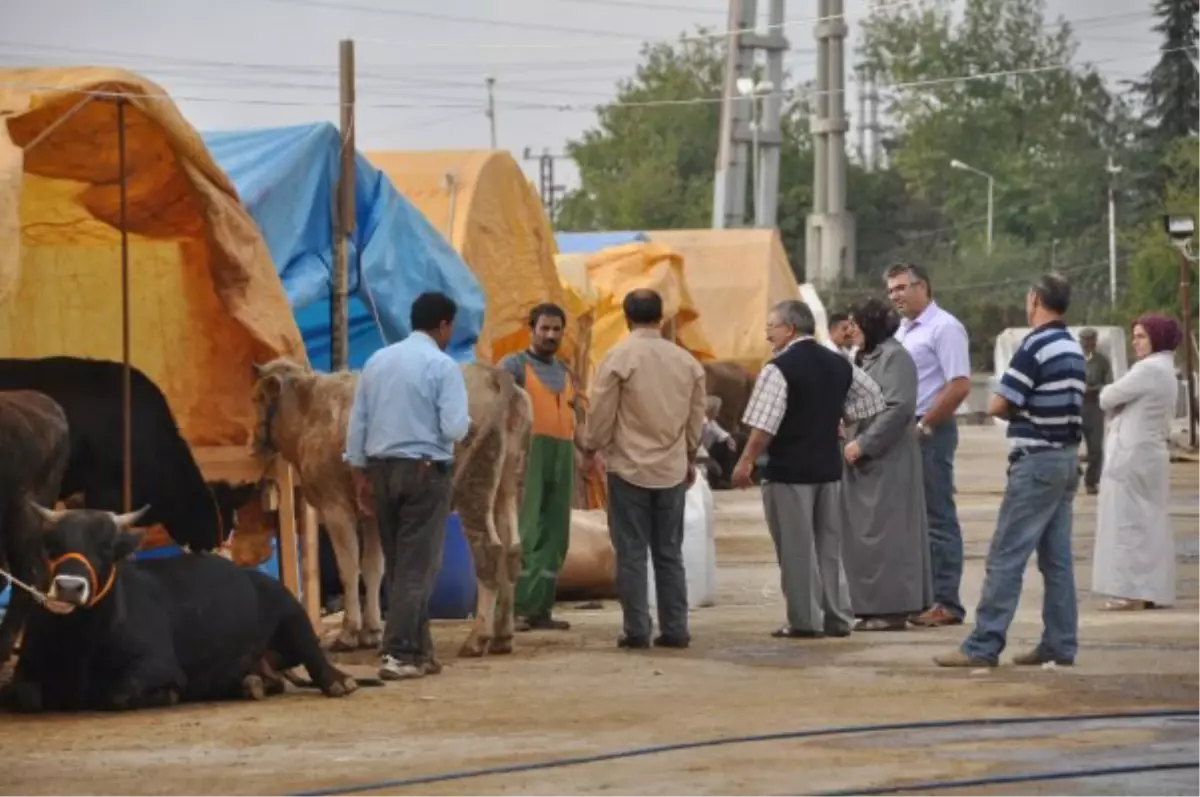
[250,358,533,658]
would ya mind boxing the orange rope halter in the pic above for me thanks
[48,552,116,607]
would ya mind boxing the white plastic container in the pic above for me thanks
[649,466,718,610]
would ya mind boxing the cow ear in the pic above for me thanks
[112,530,145,561]
[62,492,87,510]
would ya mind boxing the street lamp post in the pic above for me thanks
[950,158,995,255]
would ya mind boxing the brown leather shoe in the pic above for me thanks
[933,650,996,668]
[911,605,964,628]
[1012,648,1074,667]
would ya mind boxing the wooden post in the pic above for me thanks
[116,97,133,513]
[301,502,322,630]
[330,38,355,372]
[275,462,299,602]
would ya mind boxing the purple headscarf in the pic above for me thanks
[1134,314,1183,353]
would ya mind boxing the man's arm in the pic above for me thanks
[344,371,371,468]
[843,364,887,424]
[685,366,707,463]
[498,353,525,388]
[583,354,621,454]
[731,365,787,484]
[923,320,972,426]
[437,360,471,443]
[989,343,1038,420]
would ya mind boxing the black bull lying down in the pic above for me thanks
[0,356,260,553]
[1,505,370,712]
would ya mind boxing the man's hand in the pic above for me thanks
[731,458,754,489]
[583,451,606,480]
[352,470,374,518]
[844,440,862,465]
[685,464,698,488]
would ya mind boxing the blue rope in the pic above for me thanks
[288,708,1198,796]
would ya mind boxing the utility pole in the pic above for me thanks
[712,0,787,230]
[522,147,567,221]
[1106,155,1121,308]
[331,38,355,372]
[805,0,855,287]
[485,76,497,148]
[855,64,866,166]
[1180,243,1197,447]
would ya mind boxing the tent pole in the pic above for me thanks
[331,38,355,371]
[117,97,132,514]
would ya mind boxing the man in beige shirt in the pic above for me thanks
[583,289,707,650]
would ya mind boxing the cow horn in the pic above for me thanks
[29,501,66,526]
[110,505,151,528]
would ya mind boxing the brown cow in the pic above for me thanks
[250,357,533,658]
[703,361,756,433]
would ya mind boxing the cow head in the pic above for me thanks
[250,358,310,456]
[29,502,149,612]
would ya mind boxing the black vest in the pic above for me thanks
[763,340,853,485]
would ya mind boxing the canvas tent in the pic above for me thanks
[365,149,572,364]
[204,123,485,367]
[0,67,306,447]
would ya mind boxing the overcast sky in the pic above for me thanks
[3,0,1163,191]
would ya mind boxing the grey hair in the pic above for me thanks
[1030,271,1071,315]
[770,300,816,336]
[1079,326,1098,340]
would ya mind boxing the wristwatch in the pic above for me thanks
[916,420,932,438]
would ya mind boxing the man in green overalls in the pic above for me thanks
[500,303,580,631]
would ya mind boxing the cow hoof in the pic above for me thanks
[165,689,181,706]
[358,629,384,650]
[323,673,358,698]
[242,675,266,701]
[489,637,514,655]
[458,637,490,658]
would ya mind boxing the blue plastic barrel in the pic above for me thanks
[428,511,477,619]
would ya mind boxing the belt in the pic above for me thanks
[1007,446,1067,465]
[367,456,452,474]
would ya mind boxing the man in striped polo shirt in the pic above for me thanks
[936,273,1086,668]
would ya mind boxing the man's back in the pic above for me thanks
[587,329,706,489]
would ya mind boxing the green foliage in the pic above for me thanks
[1135,0,1199,143]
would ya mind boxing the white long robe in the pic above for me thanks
[1091,351,1178,606]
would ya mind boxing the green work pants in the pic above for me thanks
[514,434,576,618]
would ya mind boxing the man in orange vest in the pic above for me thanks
[500,303,580,631]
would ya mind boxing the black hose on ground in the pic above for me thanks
[288,708,1198,796]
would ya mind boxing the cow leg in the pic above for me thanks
[490,460,524,655]
[358,516,385,650]
[267,603,358,698]
[458,503,501,658]
[322,505,364,652]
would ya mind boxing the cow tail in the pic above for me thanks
[451,368,517,495]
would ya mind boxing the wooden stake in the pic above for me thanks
[331,38,355,371]
[116,97,132,513]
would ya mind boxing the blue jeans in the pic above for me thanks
[961,447,1080,664]
[920,420,964,619]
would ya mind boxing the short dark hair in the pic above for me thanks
[885,261,933,297]
[623,289,663,325]
[850,297,900,353]
[1031,272,1071,315]
[828,312,850,327]
[528,302,566,328]
[771,300,816,336]
[410,291,457,333]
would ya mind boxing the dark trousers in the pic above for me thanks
[606,473,689,641]
[368,458,452,665]
[1081,402,1105,489]
[919,420,965,620]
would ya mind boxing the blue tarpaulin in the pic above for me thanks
[555,231,648,255]
[203,123,486,368]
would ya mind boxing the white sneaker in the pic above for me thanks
[378,654,425,681]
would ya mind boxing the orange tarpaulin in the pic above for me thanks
[0,67,307,448]
[364,149,574,365]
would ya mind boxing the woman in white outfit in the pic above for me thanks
[1092,314,1183,610]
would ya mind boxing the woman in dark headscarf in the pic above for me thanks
[1093,314,1183,611]
[841,297,932,630]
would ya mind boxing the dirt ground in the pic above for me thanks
[1,427,1196,796]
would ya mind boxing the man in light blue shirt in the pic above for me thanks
[345,291,470,681]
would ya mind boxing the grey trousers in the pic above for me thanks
[761,481,854,635]
[1081,402,1105,488]
[369,458,453,665]
[606,473,689,641]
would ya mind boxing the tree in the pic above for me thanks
[1137,0,1199,142]
[858,0,1136,255]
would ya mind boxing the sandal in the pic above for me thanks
[1102,598,1152,611]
